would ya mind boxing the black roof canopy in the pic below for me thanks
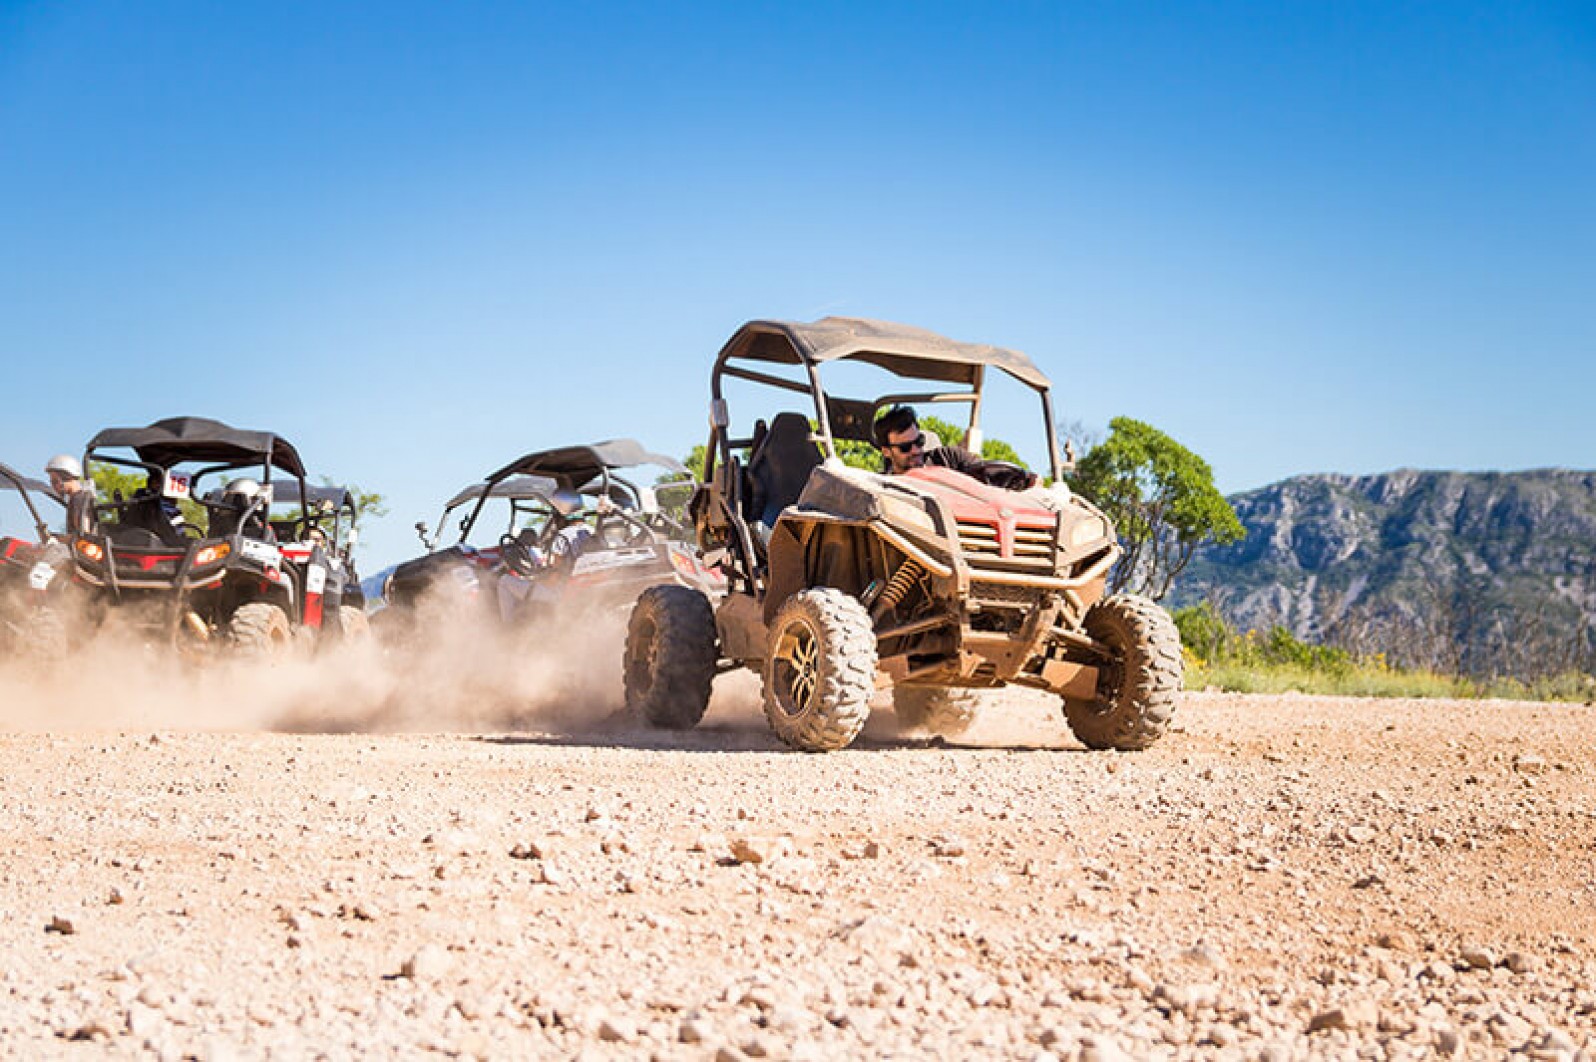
[716,317,1052,390]
[485,440,687,488]
[85,417,307,477]
[0,460,60,501]
[443,474,559,512]
[266,483,354,511]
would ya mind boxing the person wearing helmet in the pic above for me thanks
[214,477,271,540]
[541,487,592,565]
[44,454,96,536]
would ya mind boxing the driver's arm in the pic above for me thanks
[924,446,1037,491]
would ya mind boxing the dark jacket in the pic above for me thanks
[886,446,1037,491]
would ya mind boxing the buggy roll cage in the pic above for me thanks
[449,440,689,549]
[81,416,312,537]
[0,460,61,544]
[704,317,1064,488]
[272,483,361,554]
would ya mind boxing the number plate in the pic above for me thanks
[240,539,280,567]
[572,548,655,575]
[163,472,191,500]
[28,562,54,591]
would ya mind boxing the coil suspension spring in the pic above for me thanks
[875,557,924,613]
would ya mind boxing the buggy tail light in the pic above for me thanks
[75,540,104,562]
[193,543,231,566]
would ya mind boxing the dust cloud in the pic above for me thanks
[0,588,761,736]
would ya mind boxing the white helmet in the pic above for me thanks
[550,487,584,516]
[45,454,83,480]
[221,477,263,508]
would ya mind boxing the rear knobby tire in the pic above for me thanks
[339,605,371,643]
[624,585,718,729]
[228,601,292,658]
[25,607,69,667]
[763,588,876,752]
[1063,593,1182,751]
[892,685,981,737]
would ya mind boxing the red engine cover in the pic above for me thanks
[899,466,1056,561]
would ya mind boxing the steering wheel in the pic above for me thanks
[179,522,206,540]
[499,533,537,577]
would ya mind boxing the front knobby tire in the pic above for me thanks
[763,588,877,752]
[1063,594,1182,751]
[893,685,982,737]
[624,585,718,729]
[228,602,292,658]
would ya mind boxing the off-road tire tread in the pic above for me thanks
[625,585,718,729]
[892,686,981,737]
[763,588,877,752]
[27,607,69,665]
[228,601,291,657]
[339,606,371,642]
[1064,593,1182,751]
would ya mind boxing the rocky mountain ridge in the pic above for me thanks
[1170,468,1596,677]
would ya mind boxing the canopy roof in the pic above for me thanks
[444,474,559,512]
[715,317,1051,390]
[86,417,307,477]
[268,483,355,511]
[0,460,60,502]
[485,439,686,488]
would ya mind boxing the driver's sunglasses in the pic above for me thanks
[887,433,926,453]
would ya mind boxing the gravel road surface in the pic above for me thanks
[2,685,1593,1059]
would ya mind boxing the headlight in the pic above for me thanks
[877,494,938,537]
[193,543,231,566]
[1068,516,1108,548]
[75,539,105,562]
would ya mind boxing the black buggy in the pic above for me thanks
[370,439,720,629]
[67,417,361,654]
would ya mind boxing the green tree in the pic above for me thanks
[919,414,1029,470]
[1070,416,1245,601]
[326,479,388,528]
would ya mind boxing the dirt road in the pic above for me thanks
[2,687,1593,1059]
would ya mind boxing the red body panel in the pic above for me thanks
[900,466,1055,561]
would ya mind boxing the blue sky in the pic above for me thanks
[3,2,1592,566]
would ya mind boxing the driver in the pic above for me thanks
[873,405,1037,491]
[216,478,273,540]
[541,488,593,564]
[45,454,97,536]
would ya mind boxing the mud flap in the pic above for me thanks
[304,564,326,628]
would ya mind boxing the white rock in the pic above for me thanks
[400,944,453,981]
[596,1015,635,1042]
